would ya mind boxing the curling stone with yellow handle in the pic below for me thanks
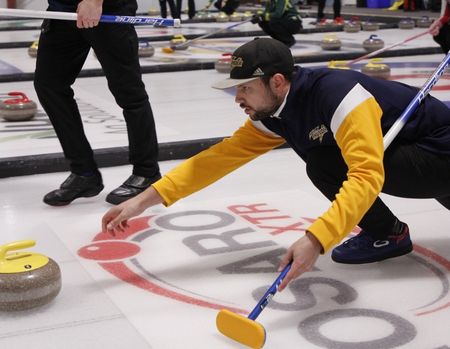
[229,12,243,22]
[321,34,341,51]
[361,59,391,80]
[0,240,61,311]
[216,12,229,22]
[169,34,189,50]
[28,40,39,58]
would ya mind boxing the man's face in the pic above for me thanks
[234,78,282,121]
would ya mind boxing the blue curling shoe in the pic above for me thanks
[332,223,413,264]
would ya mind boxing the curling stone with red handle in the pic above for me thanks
[0,240,62,311]
[215,53,233,73]
[0,92,37,121]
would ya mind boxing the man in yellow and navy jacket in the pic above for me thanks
[102,38,450,292]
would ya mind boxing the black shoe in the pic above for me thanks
[105,174,162,205]
[43,172,104,206]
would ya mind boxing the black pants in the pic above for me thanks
[34,19,160,178]
[160,0,179,18]
[306,143,450,238]
[259,16,302,47]
[433,23,450,54]
[176,0,196,19]
[317,0,341,19]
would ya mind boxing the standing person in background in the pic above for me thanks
[34,0,162,206]
[316,0,343,25]
[251,0,302,47]
[176,0,196,19]
[206,0,240,15]
[429,0,450,53]
[159,0,179,18]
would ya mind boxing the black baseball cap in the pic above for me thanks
[212,38,295,89]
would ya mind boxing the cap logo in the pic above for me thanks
[252,67,264,76]
[231,56,243,69]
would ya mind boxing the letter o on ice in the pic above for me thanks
[154,210,235,231]
[299,308,416,348]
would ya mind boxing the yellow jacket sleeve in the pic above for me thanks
[152,119,286,206]
[307,96,385,252]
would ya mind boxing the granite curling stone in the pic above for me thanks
[363,34,384,53]
[242,11,253,20]
[169,34,189,50]
[362,20,379,31]
[344,20,361,33]
[361,59,391,79]
[28,40,39,58]
[0,92,37,121]
[398,17,415,29]
[147,7,160,16]
[416,16,433,28]
[216,12,229,22]
[194,11,208,20]
[0,240,61,311]
[229,12,243,21]
[215,53,232,73]
[138,41,155,57]
[321,34,342,50]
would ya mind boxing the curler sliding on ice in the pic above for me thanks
[101,38,450,348]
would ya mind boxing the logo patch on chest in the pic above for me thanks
[309,124,328,143]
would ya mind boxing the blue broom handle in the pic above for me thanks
[248,262,292,321]
[384,51,450,149]
[0,8,180,27]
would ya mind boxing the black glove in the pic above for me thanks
[251,14,263,24]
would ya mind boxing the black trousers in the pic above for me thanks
[176,0,196,19]
[433,23,450,54]
[34,19,160,178]
[317,0,341,19]
[306,143,450,238]
[159,0,179,18]
[259,17,302,47]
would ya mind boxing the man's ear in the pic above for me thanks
[270,73,288,91]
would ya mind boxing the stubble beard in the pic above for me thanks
[250,88,282,121]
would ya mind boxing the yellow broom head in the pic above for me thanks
[161,46,174,53]
[216,309,266,349]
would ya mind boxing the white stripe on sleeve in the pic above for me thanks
[330,83,373,136]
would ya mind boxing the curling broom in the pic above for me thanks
[0,8,180,27]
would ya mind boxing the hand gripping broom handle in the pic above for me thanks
[348,30,431,65]
[384,50,450,149]
[247,262,292,320]
[0,8,181,27]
